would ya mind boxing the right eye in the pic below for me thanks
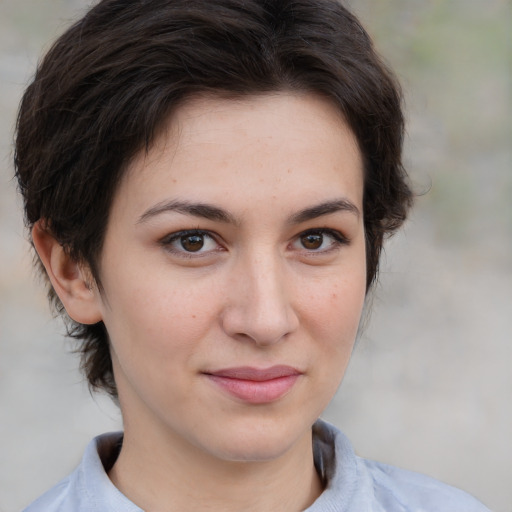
[160,230,220,257]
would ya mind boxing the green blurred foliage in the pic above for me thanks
[350,0,511,247]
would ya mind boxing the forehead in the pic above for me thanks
[113,92,364,221]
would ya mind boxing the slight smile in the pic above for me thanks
[204,366,303,404]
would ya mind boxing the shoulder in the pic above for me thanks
[360,458,491,512]
[22,432,140,512]
[22,473,78,512]
[311,420,490,512]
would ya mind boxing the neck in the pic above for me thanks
[108,421,323,512]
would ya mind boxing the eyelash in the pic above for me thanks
[159,228,350,258]
[159,229,221,258]
[294,228,350,254]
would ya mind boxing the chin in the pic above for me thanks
[197,417,311,463]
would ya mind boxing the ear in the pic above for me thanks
[32,221,103,325]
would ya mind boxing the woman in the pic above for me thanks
[15,0,489,510]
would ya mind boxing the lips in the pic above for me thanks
[204,365,302,404]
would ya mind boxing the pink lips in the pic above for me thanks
[204,365,301,404]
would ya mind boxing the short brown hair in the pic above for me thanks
[15,0,413,398]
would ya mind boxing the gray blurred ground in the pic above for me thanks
[0,1,511,511]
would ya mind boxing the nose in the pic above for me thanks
[221,251,299,346]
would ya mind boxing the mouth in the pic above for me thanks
[203,365,302,404]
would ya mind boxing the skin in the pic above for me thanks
[33,92,367,512]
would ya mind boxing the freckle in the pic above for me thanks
[192,315,196,319]
[172,179,177,183]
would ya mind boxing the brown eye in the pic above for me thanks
[300,233,323,250]
[161,230,220,257]
[292,229,348,254]
[180,234,205,252]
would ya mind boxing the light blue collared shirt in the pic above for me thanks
[24,420,490,511]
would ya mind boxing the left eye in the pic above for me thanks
[300,232,325,250]
[161,230,219,255]
[292,229,347,252]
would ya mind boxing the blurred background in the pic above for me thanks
[0,0,510,510]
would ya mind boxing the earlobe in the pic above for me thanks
[31,221,103,325]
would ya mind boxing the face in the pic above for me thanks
[95,93,366,462]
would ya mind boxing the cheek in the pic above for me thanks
[297,274,365,416]
[299,272,366,341]
[102,269,222,359]
[298,272,365,399]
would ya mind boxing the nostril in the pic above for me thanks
[220,257,299,345]
[221,300,298,347]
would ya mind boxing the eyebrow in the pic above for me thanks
[138,199,238,225]
[137,198,360,225]
[288,199,360,224]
